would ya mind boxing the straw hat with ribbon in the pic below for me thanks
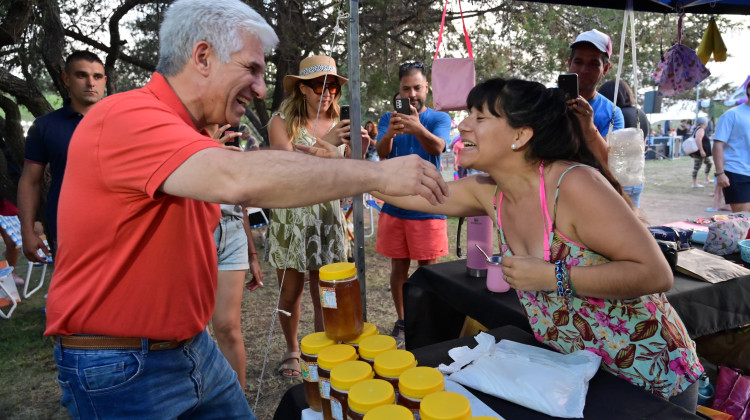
[282,55,348,94]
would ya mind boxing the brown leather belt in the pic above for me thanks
[54,335,193,351]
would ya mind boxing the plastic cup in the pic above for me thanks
[486,256,510,293]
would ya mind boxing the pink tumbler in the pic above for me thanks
[466,216,493,277]
[487,256,510,293]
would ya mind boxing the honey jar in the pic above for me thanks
[362,404,413,420]
[343,322,379,350]
[358,335,397,366]
[330,360,374,420]
[373,349,416,400]
[346,379,395,420]
[419,391,472,420]
[396,366,444,417]
[319,262,364,342]
[301,332,336,411]
[318,344,358,420]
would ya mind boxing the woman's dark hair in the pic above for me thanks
[466,78,627,199]
[598,80,634,108]
[364,120,377,138]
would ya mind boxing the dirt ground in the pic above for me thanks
[0,156,728,419]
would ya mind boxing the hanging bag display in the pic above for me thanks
[607,1,645,188]
[431,0,475,112]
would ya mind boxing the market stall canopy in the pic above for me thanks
[529,0,750,15]
[646,110,708,122]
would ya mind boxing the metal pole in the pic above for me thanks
[695,83,701,122]
[347,0,367,321]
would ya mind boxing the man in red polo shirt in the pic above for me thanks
[44,0,448,418]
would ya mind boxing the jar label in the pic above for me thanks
[320,286,338,309]
[301,361,318,382]
[319,377,331,399]
[331,397,344,420]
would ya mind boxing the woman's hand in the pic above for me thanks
[295,139,344,159]
[211,124,243,152]
[246,253,264,291]
[320,120,351,146]
[501,255,556,291]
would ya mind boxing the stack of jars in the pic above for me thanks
[303,262,497,420]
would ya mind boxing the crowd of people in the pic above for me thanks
[3,0,750,418]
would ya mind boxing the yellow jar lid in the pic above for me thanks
[374,349,417,378]
[317,344,358,370]
[330,360,374,391]
[420,392,472,420]
[363,404,413,420]
[347,379,395,414]
[319,262,357,281]
[359,335,397,360]
[344,322,379,345]
[398,366,444,399]
[300,332,336,355]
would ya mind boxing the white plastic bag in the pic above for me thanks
[439,332,601,418]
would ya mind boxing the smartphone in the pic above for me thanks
[340,105,350,121]
[225,126,241,148]
[557,73,579,100]
[394,97,410,115]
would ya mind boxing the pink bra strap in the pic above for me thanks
[539,163,552,261]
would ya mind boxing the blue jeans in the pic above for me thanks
[622,184,644,208]
[54,329,255,419]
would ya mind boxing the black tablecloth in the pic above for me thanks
[404,258,750,350]
[273,325,704,420]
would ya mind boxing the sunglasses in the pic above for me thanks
[399,61,425,78]
[303,81,340,95]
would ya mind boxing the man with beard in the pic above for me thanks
[376,62,451,345]
[566,29,624,165]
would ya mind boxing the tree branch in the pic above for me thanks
[64,29,156,72]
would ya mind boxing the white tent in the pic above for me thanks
[646,110,708,123]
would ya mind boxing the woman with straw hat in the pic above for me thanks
[267,55,368,377]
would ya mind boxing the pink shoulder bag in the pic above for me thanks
[431,0,475,112]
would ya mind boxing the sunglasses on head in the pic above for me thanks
[398,61,425,78]
[302,81,340,95]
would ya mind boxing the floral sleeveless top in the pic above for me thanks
[495,163,703,399]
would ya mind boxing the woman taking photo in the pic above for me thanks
[371,78,703,409]
[267,55,361,377]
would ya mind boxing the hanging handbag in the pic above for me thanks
[711,366,750,420]
[431,0,475,112]
[606,2,645,188]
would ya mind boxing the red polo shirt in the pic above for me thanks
[45,73,221,340]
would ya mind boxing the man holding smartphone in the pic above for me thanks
[375,62,452,346]
[567,29,624,165]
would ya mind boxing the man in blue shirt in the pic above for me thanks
[567,29,624,165]
[17,51,106,261]
[375,62,451,344]
[714,82,750,212]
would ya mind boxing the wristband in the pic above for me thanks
[715,172,724,176]
[250,252,258,255]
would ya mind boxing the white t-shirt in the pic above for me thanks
[713,104,750,176]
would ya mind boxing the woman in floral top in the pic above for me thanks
[372,78,703,411]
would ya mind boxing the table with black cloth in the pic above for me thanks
[403,258,750,350]
[273,325,704,420]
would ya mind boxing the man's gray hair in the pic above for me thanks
[156,0,278,76]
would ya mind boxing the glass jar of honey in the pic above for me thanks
[419,391,472,420]
[301,332,336,411]
[319,262,364,342]
[343,322,379,350]
[362,404,413,420]
[330,360,373,420]
[358,335,397,366]
[396,366,444,417]
[346,379,395,420]
[318,344,358,420]
[373,349,416,400]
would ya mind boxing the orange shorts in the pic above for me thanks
[375,213,449,260]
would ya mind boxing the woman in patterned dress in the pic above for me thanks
[267,55,365,377]
[371,78,703,410]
